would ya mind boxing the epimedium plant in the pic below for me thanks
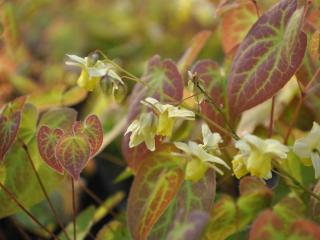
[1,0,320,239]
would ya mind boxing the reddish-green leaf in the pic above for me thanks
[39,107,77,130]
[127,145,184,240]
[149,169,216,240]
[55,134,90,180]
[2,96,27,117]
[192,60,228,136]
[220,2,257,54]
[73,115,103,157]
[0,111,21,162]
[228,0,307,116]
[37,125,64,174]
[122,55,184,171]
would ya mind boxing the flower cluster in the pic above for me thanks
[174,124,229,182]
[125,97,195,151]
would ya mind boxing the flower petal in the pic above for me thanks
[311,151,320,178]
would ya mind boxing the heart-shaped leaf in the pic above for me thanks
[0,111,21,162]
[2,95,27,117]
[73,115,103,157]
[55,134,90,180]
[37,125,64,174]
[227,0,307,116]
[127,145,184,240]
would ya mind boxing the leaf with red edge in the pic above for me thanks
[127,145,184,240]
[192,60,228,136]
[290,220,320,239]
[149,169,216,240]
[122,55,184,172]
[0,111,21,162]
[55,134,90,180]
[227,0,307,117]
[220,2,257,54]
[37,125,64,174]
[73,115,103,157]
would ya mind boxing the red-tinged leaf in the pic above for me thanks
[227,0,307,117]
[249,210,284,240]
[37,125,64,174]
[73,115,103,157]
[2,96,27,117]
[177,31,212,73]
[0,111,21,162]
[122,55,184,171]
[310,30,320,61]
[290,220,320,239]
[220,2,257,54]
[127,145,184,240]
[55,134,90,180]
[239,176,266,195]
[149,169,216,240]
[192,60,228,136]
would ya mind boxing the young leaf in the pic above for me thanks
[18,103,38,144]
[127,145,184,240]
[227,0,307,116]
[37,125,64,174]
[55,134,91,180]
[2,96,27,117]
[73,114,103,157]
[0,111,21,162]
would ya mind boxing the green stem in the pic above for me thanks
[71,178,77,240]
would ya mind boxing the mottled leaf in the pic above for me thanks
[122,55,184,171]
[37,125,64,174]
[55,134,90,180]
[2,96,27,117]
[73,115,103,157]
[228,0,307,116]
[0,111,21,162]
[127,145,184,240]
[149,169,216,240]
[39,107,77,130]
[220,2,257,54]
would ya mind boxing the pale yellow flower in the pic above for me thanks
[66,54,121,91]
[125,112,158,151]
[233,134,289,179]
[174,124,229,182]
[294,122,320,178]
[142,97,195,137]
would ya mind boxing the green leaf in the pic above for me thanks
[39,107,77,130]
[0,137,64,218]
[97,220,131,240]
[127,145,184,240]
[59,206,96,240]
[55,134,91,180]
[19,103,38,144]
[228,0,307,116]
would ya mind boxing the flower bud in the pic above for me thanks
[87,52,100,66]
[113,82,128,103]
[100,75,114,96]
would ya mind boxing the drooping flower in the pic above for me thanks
[174,124,229,182]
[232,134,289,179]
[125,112,158,151]
[66,54,121,91]
[293,122,320,178]
[141,97,195,137]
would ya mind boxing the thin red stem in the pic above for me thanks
[23,144,71,240]
[0,182,57,239]
[71,178,77,240]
